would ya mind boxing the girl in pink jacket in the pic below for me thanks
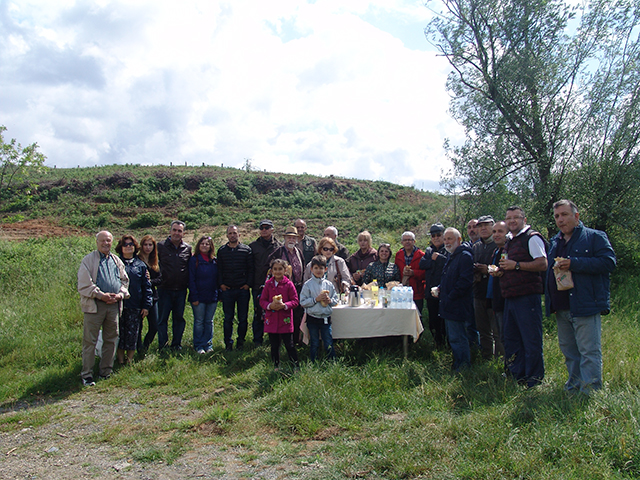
[259,259,300,371]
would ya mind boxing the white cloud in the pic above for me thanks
[0,0,463,190]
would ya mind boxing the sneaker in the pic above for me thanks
[82,376,96,387]
[197,349,206,354]
[98,374,111,381]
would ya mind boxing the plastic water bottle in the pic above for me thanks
[391,286,398,309]
[371,280,379,306]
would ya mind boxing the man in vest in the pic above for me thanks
[499,206,548,387]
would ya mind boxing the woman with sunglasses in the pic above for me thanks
[418,223,449,348]
[303,237,352,294]
[115,235,153,365]
[362,243,401,288]
[188,236,219,353]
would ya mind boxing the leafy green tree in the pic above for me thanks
[426,0,640,233]
[0,125,47,195]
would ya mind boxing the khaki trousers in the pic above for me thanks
[81,301,119,379]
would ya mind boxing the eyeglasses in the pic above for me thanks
[322,247,335,252]
[259,225,272,230]
[123,242,135,247]
[402,238,414,242]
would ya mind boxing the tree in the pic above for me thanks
[0,126,47,195]
[426,0,640,234]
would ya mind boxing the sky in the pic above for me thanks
[0,0,463,191]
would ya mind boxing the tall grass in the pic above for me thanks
[1,238,639,478]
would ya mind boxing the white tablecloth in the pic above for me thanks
[330,304,424,342]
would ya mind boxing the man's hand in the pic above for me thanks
[220,284,230,292]
[241,284,250,290]
[141,309,149,318]
[555,258,571,271]
[474,263,489,275]
[432,252,441,261]
[403,266,414,277]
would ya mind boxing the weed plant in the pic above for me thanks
[0,238,639,478]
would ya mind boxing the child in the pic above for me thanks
[259,258,299,371]
[300,255,339,361]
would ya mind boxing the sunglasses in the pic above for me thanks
[123,242,135,247]
[322,247,335,252]
[431,233,442,237]
[259,225,272,230]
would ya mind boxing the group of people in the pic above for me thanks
[78,201,615,395]
[424,201,615,394]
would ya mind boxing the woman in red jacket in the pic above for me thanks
[259,258,300,371]
[394,231,426,314]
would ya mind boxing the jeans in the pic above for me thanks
[426,295,446,347]
[191,302,218,351]
[503,294,544,387]
[445,319,471,371]
[556,310,602,393]
[157,288,187,349]
[220,288,250,349]
[252,288,265,345]
[307,321,334,361]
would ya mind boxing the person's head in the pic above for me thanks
[116,234,139,258]
[466,219,479,243]
[226,225,239,244]
[492,221,508,247]
[195,236,215,260]
[270,258,289,280]
[443,227,462,254]
[170,220,185,245]
[318,237,337,259]
[323,226,338,240]
[139,235,159,271]
[377,243,393,262]
[310,254,328,278]
[259,219,274,240]
[505,206,526,235]
[401,231,416,252]
[294,219,307,238]
[477,215,495,241]
[283,226,299,250]
[429,223,445,248]
[553,199,580,236]
[357,231,372,252]
[96,230,113,255]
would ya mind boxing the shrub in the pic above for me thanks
[128,212,163,229]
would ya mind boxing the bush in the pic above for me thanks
[128,212,163,229]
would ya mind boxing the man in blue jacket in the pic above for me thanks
[545,200,616,394]
[436,227,474,371]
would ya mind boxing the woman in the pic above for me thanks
[138,234,162,351]
[303,237,352,294]
[188,236,219,354]
[346,230,378,286]
[116,235,153,364]
[362,243,401,288]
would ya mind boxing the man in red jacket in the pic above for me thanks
[394,231,426,314]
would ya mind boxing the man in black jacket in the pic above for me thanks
[419,223,448,348]
[217,225,254,350]
[156,221,192,351]
[249,220,281,346]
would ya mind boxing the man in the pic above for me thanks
[156,220,192,351]
[473,215,504,360]
[419,223,448,348]
[77,231,129,386]
[499,206,548,387]
[269,226,306,343]
[545,200,616,393]
[295,218,317,265]
[467,219,480,244]
[249,219,281,346]
[436,228,474,370]
[323,226,349,260]
[217,225,254,350]
[394,231,426,312]
[488,221,508,346]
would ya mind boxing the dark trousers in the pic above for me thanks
[157,288,187,349]
[503,294,545,387]
[221,288,250,348]
[252,288,265,345]
[268,332,299,368]
[137,300,158,351]
[426,296,446,347]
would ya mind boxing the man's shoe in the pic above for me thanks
[197,349,206,354]
[98,374,111,381]
[82,377,96,387]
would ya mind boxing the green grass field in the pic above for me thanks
[1,237,639,478]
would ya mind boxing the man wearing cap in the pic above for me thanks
[269,226,306,343]
[473,215,504,360]
[294,218,318,265]
[249,220,282,346]
[419,223,449,348]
